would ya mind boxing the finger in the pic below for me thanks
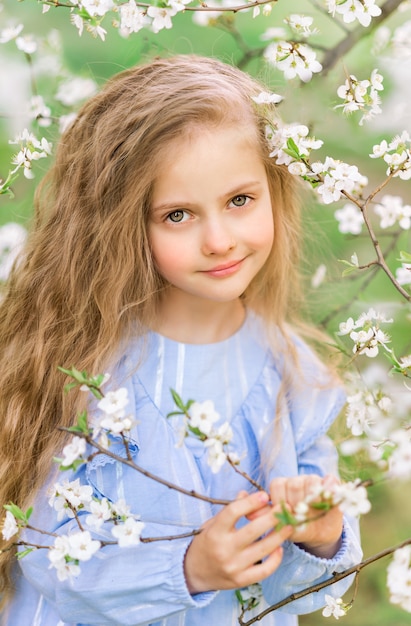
[236,533,289,588]
[241,524,292,567]
[285,476,311,507]
[218,491,270,531]
[269,477,288,506]
[246,504,271,521]
[236,506,288,548]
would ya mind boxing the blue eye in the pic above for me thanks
[230,195,250,207]
[166,210,188,223]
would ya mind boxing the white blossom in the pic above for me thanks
[370,132,411,180]
[264,41,322,83]
[97,388,129,416]
[111,517,145,546]
[79,0,114,17]
[327,0,381,27]
[260,27,287,41]
[387,546,411,612]
[59,113,77,134]
[111,498,131,518]
[204,438,227,473]
[391,21,411,58]
[332,479,371,517]
[322,594,347,619]
[9,129,52,179]
[284,14,318,37]
[189,400,220,436]
[48,536,77,581]
[335,70,383,125]
[314,157,367,205]
[338,317,355,336]
[147,6,174,33]
[60,436,87,467]
[67,530,101,561]
[98,411,136,434]
[86,498,112,529]
[311,264,327,288]
[119,0,149,35]
[251,91,283,105]
[0,222,27,282]
[15,34,37,54]
[0,24,24,43]
[374,195,411,230]
[346,393,371,436]
[334,203,364,234]
[28,95,52,127]
[55,77,98,107]
[396,264,411,286]
[388,430,411,480]
[268,122,322,167]
[1,511,19,541]
[48,479,93,520]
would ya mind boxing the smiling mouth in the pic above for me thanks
[202,259,244,277]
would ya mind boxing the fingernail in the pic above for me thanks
[257,491,269,503]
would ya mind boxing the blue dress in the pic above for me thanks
[6,313,362,625]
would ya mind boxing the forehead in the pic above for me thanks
[150,124,268,207]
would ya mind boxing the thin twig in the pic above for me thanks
[238,535,411,625]
[60,428,231,506]
[321,0,404,75]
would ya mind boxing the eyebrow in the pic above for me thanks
[151,180,263,213]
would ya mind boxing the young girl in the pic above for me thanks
[0,55,362,625]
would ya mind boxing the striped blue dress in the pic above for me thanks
[6,313,362,626]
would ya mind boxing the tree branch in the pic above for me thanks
[238,535,411,625]
[321,0,404,75]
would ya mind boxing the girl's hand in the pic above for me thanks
[269,475,343,560]
[183,490,292,594]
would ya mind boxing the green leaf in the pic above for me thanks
[235,589,244,604]
[16,548,34,560]
[285,137,301,159]
[166,410,184,418]
[170,388,188,412]
[310,501,331,511]
[4,503,27,522]
[57,458,86,472]
[274,502,298,529]
[399,250,411,263]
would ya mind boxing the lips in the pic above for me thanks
[202,259,244,277]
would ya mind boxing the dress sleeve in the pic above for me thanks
[260,339,363,613]
[262,434,363,614]
[19,511,215,625]
[17,357,217,626]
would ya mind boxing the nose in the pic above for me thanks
[200,216,236,256]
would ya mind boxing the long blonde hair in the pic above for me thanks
[0,54,305,602]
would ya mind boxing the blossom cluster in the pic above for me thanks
[387,545,411,612]
[326,0,382,27]
[264,40,322,83]
[181,400,235,473]
[47,480,144,579]
[370,131,411,181]
[335,69,384,125]
[313,157,368,205]
[0,223,27,282]
[7,128,52,181]
[345,387,392,438]
[322,594,350,620]
[338,308,393,359]
[293,478,371,522]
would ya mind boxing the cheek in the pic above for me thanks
[248,207,274,252]
[150,234,192,282]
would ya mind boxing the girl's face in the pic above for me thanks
[149,125,274,312]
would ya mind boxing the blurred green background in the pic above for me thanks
[1,0,411,623]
